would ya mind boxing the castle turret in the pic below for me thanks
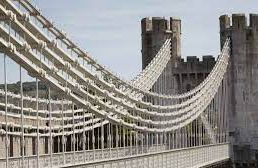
[141,17,181,69]
[141,17,181,94]
[220,14,258,164]
[219,15,231,49]
[170,17,181,63]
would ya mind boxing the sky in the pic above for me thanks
[1,0,258,82]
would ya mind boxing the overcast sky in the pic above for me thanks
[2,0,258,82]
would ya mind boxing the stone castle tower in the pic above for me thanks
[141,17,216,95]
[141,17,181,94]
[220,14,258,163]
[141,17,181,68]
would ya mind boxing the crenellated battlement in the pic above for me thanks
[178,55,215,63]
[141,17,181,34]
[169,55,216,94]
[173,55,216,75]
[220,13,258,31]
[220,13,258,50]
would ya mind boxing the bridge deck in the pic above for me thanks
[0,143,229,168]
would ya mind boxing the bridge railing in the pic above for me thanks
[0,144,166,168]
[61,143,230,168]
[0,143,229,168]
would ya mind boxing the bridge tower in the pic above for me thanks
[220,14,258,164]
[141,17,216,95]
[141,17,181,94]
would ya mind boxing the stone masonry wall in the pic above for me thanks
[220,14,258,162]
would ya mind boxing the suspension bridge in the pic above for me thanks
[0,0,231,167]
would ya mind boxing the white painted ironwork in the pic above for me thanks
[0,0,231,167]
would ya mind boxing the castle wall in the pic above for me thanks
[173,56,215,93]
[220,14,258,162]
